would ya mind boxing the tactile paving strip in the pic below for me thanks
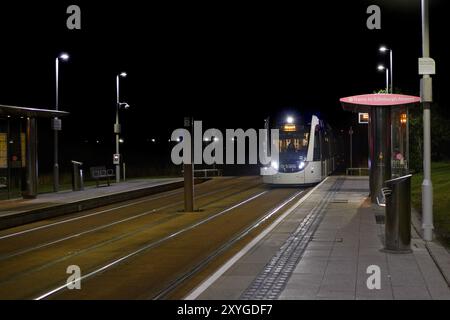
[240,178,344,300]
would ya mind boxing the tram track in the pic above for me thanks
[0,176,246,241]
[0,175,311,300]
[0,178,262,261]
[0,177,258,255]
[0,177,279,299]
[43,188,307,300]
[35,191,270,300]
[0,183,266,287]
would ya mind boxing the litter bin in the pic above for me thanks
[71,160,84,191]
[383,174,412,253]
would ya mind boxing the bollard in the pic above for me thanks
[383,174,412,253]
[71,160,84,191]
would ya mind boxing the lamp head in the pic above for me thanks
[119,102,130,109]
[59,53,70,61]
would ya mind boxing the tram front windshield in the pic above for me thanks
[278,126,310,170]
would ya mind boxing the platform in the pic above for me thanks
[0,178,184,230]
[190,176,450,300]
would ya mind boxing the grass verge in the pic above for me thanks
[411,162,450,247]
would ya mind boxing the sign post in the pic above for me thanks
[349,126,353,169]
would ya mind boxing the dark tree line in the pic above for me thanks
[409,103,450,172]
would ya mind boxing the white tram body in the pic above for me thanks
[261,114,336,186]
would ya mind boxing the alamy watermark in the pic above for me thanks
[170,121,279,167]
[66,265,82,290]
[366,5,381,30]
[66,5,81,30]
[64,5,379,31]
[366,265,381,290]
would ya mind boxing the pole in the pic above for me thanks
[349,126,353,169]
[53,57,59,192]
[7,119,11,199]
[115,75,121,183]
[406,108,410,171]
[421,0,433,241]
[184,117,194,212]
[370,107,391,203]
[386,68,389,93]
[24,118,38,198]
[390,50,393,93]
[55,58,59,111]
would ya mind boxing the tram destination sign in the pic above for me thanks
[340,94,421,106]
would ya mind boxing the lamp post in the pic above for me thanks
[379,46,393,93]
[53,53,69,192]
[115,72,127,183]
[377,65,389,93]
[421,0,434,241]
[349,126,353,169]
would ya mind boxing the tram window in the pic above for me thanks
[280,138,300,152]
[279,134,309,153]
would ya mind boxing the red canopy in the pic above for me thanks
[340,94,421,112]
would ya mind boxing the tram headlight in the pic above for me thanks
[299,161,305,170]
[271,161,279,170]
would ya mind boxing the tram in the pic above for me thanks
[261,114,337,185]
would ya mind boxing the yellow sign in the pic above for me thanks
[283,124,296,132]
[358,113,369,124]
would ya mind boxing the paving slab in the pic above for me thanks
[192,176,450,300]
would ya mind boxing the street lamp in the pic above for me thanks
[421,0,434,241]
[53,52,70,192]
[115,72,128,183]
[377,65,389,93]
[379,46,393,93]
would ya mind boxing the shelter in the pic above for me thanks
[0,104,69,199]
[340,94,420,204]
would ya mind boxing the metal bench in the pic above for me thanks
[181,169,223,178]
[194,169,223,178]
[90,166,115,187]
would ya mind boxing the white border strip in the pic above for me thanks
[184,177,329,300]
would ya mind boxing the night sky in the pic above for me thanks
[0,1,449,173]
